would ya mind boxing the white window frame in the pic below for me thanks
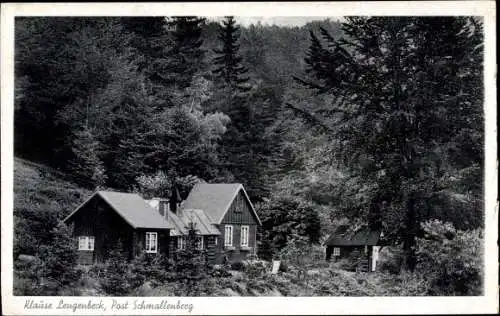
[145,232,158,253]
[333,247,340,256]
[240,225,249,247]
[224,225,233,246]
[177,236,186,250]
[214,236,218,245]
[78,236,95,251]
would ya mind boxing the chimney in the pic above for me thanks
[169,185,182,214]
[159,198,169,220]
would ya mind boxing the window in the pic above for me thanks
[214,237,218,245]
[240,226,249,247]
[196,236,204,250]
[224,225,233,246]
[177,236,186,250]
[78,236,94,251]
[145,232,158,253]
[333,247,340,256]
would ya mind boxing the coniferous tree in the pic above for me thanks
[37,223,81,291]
[293,17,483,270]
[158,16,207,91]
[213,16,250,92]
[174,222,208,296]
[69,127,107,188]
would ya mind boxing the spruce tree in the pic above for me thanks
[161,16,207,90]
[69,126,107,188]
[213,16,250,92]
[37,223,81,291]
[293,17,483,270]
[174,222,208,296]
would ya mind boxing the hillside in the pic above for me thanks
[13,157,91,258]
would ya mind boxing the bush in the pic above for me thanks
[130,253,174,287]
[278,260,288,272]
[415,220,483,295]
[13,257,45,295]
[377,246,403,274]
[210,264,232,278]
[231,261,245,271]
[244,261,267,279]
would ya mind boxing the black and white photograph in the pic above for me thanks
[1,2,497,315]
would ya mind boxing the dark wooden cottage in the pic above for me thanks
[63,191,173,264]
[180,183,262,263]
[324,225,382,272]
[64,183,261,265]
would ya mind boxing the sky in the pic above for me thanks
[208,16,341,27]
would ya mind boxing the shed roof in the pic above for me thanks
[324,226,381,246]
[64,191,173,230]
[178,209,221,236]
[144,199,220,236]
[180,183,262,225]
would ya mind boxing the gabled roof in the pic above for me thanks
[180,183,262,225]
[324,226,381,246]
[63,191,173,230]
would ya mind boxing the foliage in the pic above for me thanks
[293,17,484,269]
[129,253,176,287]
[68,127,107,188]
[415,220,483,295]
[172,222,209,296]
[14,222,82,295]
[213,16,250,92]
[135,170,172,198]
[257,196,321,259]
[13,256,46,295]
[37,223,82,288]
[100,241,136,296]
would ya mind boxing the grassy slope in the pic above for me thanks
[13,157,92,257]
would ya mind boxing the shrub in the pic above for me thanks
[415,220,483,295]
[210,264,232,278]
[278,260,288,273]
[231,261,245,271]
[377,246,403,274]
[130,252,174,287]
[245,261,267,279]
[13,257,45,295]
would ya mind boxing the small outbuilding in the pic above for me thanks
[324,225,382,272]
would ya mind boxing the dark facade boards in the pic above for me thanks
[63,183,261,265]
[324,226,382,272]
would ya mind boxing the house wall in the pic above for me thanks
[133,229,170,258]
[217,190,259,263]
[67,196,169,264]
[326,245,375,272]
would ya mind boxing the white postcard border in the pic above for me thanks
[1,2,497,315]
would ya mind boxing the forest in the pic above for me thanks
[13,16,484,296]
